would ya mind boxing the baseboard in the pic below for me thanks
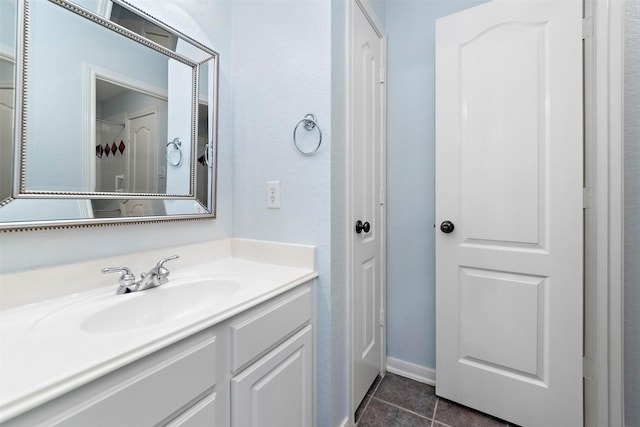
[386,357,436,386]
[337,416,353,427]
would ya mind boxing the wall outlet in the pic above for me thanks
[267,181,280,209]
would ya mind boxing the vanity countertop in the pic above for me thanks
[0,239,317,423]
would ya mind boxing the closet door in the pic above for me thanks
[435,1,583,425]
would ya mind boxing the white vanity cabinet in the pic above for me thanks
[0,282,313,427]
[229,285,313,427]
[1,327,227,427]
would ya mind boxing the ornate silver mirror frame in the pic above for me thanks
[0,0,219,231]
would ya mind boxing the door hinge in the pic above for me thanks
[379,189,385,205]
[582,17,593,39]
[379,309,385,326]
[379,67,385,84]
[583,356,595,379]
[583,187,594,209]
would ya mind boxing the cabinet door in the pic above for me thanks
[165,393,217,427]
[231,326,312,427]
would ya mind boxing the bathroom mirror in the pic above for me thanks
[0,0,219,230]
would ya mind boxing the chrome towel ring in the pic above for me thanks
[293,113,322,155]
[167,137,183,167]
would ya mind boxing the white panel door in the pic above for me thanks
[351,0,384,412]
[128,111,158,193]
[435,1,583,426]
[231,326,312,427]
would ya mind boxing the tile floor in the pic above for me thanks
[356,373,519,427]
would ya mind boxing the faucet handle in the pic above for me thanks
[155,255,179,277]
[102,266,136,287]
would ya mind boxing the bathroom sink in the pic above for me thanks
[80,279,240,333]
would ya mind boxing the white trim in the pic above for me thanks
[380,11,388,387]
[583,1,598,425]
[604,0,625,424]
[96,0,113,18]
[337,416,353,427]
[386,357,437,387]
[344,0,354,424]
[585,0,626,426]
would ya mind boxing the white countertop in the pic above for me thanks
[0,239,317,423]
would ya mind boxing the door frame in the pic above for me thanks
[584,0,625,425]
[346,0,387,423]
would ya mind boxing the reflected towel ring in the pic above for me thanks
[293,113,322,155]
[167,137,183,167]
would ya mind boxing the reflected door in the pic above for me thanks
[128,110,158,193]
[435,1,583,425]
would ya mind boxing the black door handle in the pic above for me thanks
[440,221,455,233]
[355,220,371,234]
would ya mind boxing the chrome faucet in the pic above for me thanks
[102,255,179,294]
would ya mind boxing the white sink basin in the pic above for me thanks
[80,279,240,333]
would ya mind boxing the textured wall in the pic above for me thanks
[229,2,335,425]
[625,0,640,424]
[0,0,234,272]
[384,0,486,370]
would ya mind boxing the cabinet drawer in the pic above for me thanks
[53,335,217,427]
[230,285,311,373]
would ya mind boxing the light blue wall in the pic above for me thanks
[0,0,234,272]
[384,0,487,369]
[229,2,337,425]
[0,0,15,50]
[625,0,640,425]
[368,0,386,27]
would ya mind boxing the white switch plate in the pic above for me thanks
[267,181,280,209]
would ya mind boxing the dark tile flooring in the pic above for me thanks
[356,373,518,427]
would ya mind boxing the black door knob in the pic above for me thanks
[440,221,455,233]
[355,220,371,234]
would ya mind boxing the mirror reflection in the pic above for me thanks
[94,79,168,194]
[23,0,192,195]
[0,0,16,205]
[0,0,219,230]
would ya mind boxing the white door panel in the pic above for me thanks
[128,111,158,193]
[436,1,583,426]
[352,0,384,412]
